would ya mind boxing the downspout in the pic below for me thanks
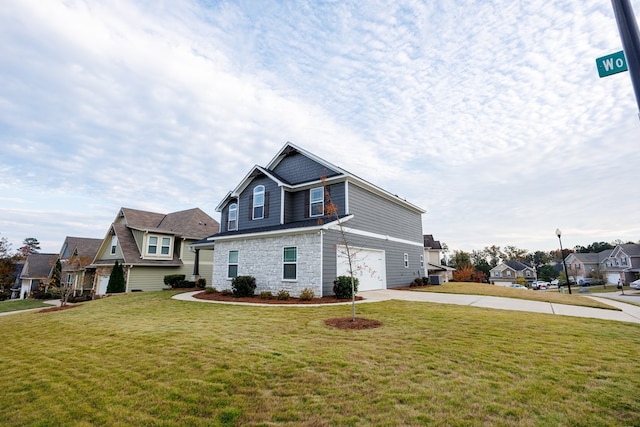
[126,265,132,293]
[319,230,324,298]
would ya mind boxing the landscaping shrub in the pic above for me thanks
[231,276,256,297]
[259,291,273,299]
[333,275,359,299]
[195,277,207,289]
[31,291,55,300]
[67,294,92,303]
[410,277,423,287]
[277,289,290,300]
[220,289,233,296]
[204,286,216,294]
[163,274,186,288]
[299,288,315,301]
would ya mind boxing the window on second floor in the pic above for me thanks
[310,187,324,217]
[253,185,265,220]
[403,253,409,268]
[506,271,512,277]
[525,270,531,277]
[621,257,628,266]
[110,236,117,255]
[494,271,500,277]
[147,236,171,256]
[228,203,238,231]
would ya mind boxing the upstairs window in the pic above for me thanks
[110,236,117,255]
[161,237,171,255]
[228,203,238,231]
[494,271,500,277]
[506,271,512,277]
[148,236,158,254]
[310,187,324,217]
[526,270,531,277]
[622,257,628,266]
[420,255,424,269]
[253,185,265,219]
[403,253,409,268]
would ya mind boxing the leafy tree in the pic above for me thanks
[502,245,528,262]
[106,260,125,293]
[473,258,491,280]
[19,237,41,257]
[482,245,501,267]
[538,265,559,282]
[0,234,11,258]
[452,266,474,282]
[450,250,472,270]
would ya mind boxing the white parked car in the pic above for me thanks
[530,280,549,290]
[630,279,640,290]
[507,284,528,289]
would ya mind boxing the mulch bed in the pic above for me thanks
[192,291,363,305]
[325,317,383,329]
[38,305,80,314]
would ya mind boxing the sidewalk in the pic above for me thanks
[174,289,640,324]
[0,299,62,317]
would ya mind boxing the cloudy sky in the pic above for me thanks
[1,0,639,256]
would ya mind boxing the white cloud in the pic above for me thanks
[0,0,639,254]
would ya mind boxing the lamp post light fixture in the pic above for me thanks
[556,228,572,295]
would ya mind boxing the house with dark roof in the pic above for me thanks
[489,260,535,286]
[565,243,640,284]
[19,253,58,298]
[194,142,426,297]
[423,234,454,283]
[59,236,103,297]
[90,207,219,294]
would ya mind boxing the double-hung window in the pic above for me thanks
[253,185,265,219]
[228,250,238,278]
[160,237,171,255]
[148,236,158,254]
[110,236,117,255]
[228,203,238,231]
[283,247,297,280]
[403,253,409,268]
[309,187,324,217]
[147,236,171,256]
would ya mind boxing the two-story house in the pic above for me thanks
[603,244,640,284]
[197,142,426,297]
[423,234,454,283]
[90,207,219,294]
[489,260,535,286]
[58,236,103,297]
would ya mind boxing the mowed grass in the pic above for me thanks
[0,298,51,313]
[415,282,619,310]
[1,291,639,426]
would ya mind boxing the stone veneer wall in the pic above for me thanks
[212,232,323,297]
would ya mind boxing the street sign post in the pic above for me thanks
[596,50,628,78]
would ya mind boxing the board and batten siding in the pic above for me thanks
[272,151,340,185]
[235,175,282,231]
[321,229,424,296]
[346,183,423,243]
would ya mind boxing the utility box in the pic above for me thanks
[429,275,443,285]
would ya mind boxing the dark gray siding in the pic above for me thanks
[272,152,340,185]
[236,176,282,230]
[347,183,423,243]
[321,229,424,296]
[287,183,346,223]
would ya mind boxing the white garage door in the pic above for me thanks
[98,276,109,295]
[336,246,386,291]
[606,273,620,285]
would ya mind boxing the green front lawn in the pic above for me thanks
[1,291,639,426]
[0,298,51,313]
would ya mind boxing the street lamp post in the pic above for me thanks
[556,229,572,295]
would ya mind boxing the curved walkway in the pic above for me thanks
[173,290,640,324]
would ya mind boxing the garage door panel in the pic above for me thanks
[336,246,386,291]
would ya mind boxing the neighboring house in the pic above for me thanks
[489,260,534,286]
[9,260,25,299]
[59,236,103,297]
[196,142,426,297]
[90,207,219,294]
[423,234,454,283]
[19,253,58,298]
[564,251,610,283]
[565,244,640,284]
[603,244,640,284]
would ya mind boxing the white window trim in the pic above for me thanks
[110,236,117,255]
[403,253,409,268]
[283,246,297,281]
[227,250,238,279]
[253,185,265,220]
[145,234,173,258]
[228,203,238,231]
[309,187,324,217]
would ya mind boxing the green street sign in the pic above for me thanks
[596,50,628,78]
